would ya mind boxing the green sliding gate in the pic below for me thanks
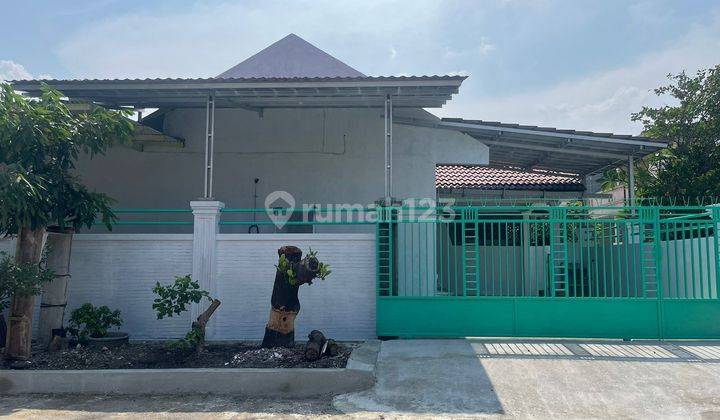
[376,204,720,339]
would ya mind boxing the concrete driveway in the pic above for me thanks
[334,339,720,418]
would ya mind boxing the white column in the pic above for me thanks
[627,155,635,205]
[190,200,224,323]
[521,212,531,296]
[383,95,393,200]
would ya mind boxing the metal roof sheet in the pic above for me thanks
[396,116,667,176]
[10,76,465,109]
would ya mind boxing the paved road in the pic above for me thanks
[334,339,720,418]
[3,339,720,418]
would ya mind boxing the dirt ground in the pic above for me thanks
[1,341,354,370]
[0,395,352,419]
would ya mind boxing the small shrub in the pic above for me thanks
[0,251,55,311]
[152,275,213,349]
[69,303,123,341]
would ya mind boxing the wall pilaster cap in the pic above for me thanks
[190,200,225,214]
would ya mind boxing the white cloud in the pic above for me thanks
[444,37,496,60]
[0,61,53,82]
[389,46,397,60]
[49,2,719,136]
[56,1,444,79]
[0,60,32,81]
[439,16,720,135]
[477,37,496,56]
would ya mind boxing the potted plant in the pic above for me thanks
[69,303,127,347]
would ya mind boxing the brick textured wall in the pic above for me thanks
[1,233,377,341]
[212,233,376,341]
[67,234,195,339]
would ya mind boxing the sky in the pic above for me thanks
[1,0,719,135]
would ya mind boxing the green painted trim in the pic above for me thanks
[113,209,192,213]
[377,297,720,339]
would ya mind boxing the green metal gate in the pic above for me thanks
[376,204,720,339]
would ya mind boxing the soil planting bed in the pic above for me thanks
[1,342,355,370]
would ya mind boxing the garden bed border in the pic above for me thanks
[0,340,379,396]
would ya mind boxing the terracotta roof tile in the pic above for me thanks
[436,165,585,191]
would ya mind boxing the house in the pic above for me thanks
[9,34,720,341]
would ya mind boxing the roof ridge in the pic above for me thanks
[216,34,366,79]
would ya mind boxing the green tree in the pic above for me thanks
[630,66,720,201]
[0,84,133,359]
[599,167,627,196]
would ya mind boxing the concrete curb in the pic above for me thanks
[0,341,379,396]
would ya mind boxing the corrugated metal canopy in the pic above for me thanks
[398,117,667,176]
[10,76,465,109]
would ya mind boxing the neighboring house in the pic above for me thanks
[436,164,586,202]
[9,34,719,342]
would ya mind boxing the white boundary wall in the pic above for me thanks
[212,234,376,341]
[1,233,376,341]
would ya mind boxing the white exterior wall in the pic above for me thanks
[75,108,488,223]
[212,234,376,341]
[1,233,376,341]
[66,235,195,339]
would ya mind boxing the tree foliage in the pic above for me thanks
[0,251,54,311]
[0,84,134,233]
[152,275,212,319]
[152,275,213,348]
[628,66,720,200]
[275,247,331,286]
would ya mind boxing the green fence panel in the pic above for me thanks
[377,297,516,338]
[376,204,720,339]
[662,300,720,338]
[515,298,660,339]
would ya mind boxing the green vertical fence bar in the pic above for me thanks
[712,207,720,299]
[377,203,720,339]
[548,207,568,297]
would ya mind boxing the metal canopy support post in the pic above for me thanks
[203,94,216,199]
[384,95,393,199]
[627,155,635,205]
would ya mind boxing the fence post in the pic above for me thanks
[190,200,225,328]
[710,206,720,299]
[641,207,664,338]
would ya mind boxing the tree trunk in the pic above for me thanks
[37,227,73,349]
[5,226,46,360]
[0,314,6,350]
[261,246,319,348]
[193,298,220,353]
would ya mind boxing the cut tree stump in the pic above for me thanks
[304,330,340,361]
[261,246,320,348]
[305,330,326,361]
[193,298,221,353]
[324,339,340,357]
